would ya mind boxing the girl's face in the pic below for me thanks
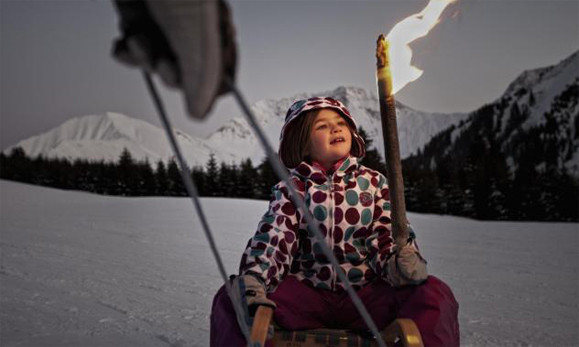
[308,109,352,170]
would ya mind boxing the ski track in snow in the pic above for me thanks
[1,180,577,347]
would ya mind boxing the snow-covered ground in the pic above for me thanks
[1,180,577,347]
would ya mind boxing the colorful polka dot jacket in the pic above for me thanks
[240,156,399,292]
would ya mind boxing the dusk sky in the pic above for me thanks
[1,0,578,150]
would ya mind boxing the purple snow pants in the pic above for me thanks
[210,275,459,347]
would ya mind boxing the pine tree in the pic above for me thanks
[238,158,258,199]
[118,148,135,195]
[205,154,219,196]
[155,160,169,195]
[74,159,87,192]
[217,162,239,197]
[91,161,106,194]
[7,147,33,183]
[0,152,6,170]
[140,160,157,196]
[56,158,74,191]
[257,157,280,200]
[191,166,207,196]
[167,159,185,196]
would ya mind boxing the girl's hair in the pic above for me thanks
[279,109,364,168]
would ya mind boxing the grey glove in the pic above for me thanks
[387,240,428,287]
[112,0,181,87]
[232,274,276,316]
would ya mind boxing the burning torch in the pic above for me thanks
[376,0,456,246]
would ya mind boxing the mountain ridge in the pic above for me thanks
[5,87,468,167]
[400,50,578,220]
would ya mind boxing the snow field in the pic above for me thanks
[1,180,577,346]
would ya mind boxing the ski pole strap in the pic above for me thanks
[142,72,253,346]
[227,79,388,347]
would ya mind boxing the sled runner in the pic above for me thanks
[250,306,424,347]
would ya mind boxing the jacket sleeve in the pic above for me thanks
[365,174,395,279]
[239,181,300,291]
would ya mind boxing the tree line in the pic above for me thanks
[1,123,576,221]
[402,91,579,222]
[0,147,277,199]
[0,129,385,201]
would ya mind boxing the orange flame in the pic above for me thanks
[386,0,456,94]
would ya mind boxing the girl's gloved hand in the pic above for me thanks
[233,274,276,316]
[387,241,428,287]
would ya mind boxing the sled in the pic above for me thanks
[250,306,424,347]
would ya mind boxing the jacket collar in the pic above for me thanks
[290,156,359,182]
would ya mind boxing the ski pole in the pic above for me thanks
[142,72,254,346]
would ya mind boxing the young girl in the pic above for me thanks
[210,97,459,347]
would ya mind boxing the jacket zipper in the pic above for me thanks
[327,174,335,290]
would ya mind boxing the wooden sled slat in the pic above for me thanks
[250,306,424,347]
[382,319,423,347]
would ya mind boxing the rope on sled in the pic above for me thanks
[227,79,388,347]
[142,72,254,345]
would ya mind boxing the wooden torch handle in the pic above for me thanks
[376,34,409,247]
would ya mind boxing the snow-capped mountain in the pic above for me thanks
[4,87,468,167]
[415,50,579,176]
[204,86,468,165]
[4,112,214,166]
